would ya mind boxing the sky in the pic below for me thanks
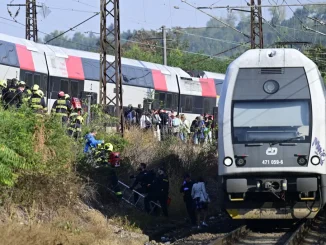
[0,0,318,40]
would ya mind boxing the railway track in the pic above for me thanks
[208,211,326,245]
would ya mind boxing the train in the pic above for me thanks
[0,33,225,121]
[218,48,326,219]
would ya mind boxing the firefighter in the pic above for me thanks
[51,91,72,123]
[31,84,40,93]
[67,109,84,139]
[2,78,18,109]
[0,79,7,100]
[21,81,32,103]
[95,142,113,165]
[29,89,47,114]
[65,94,73,114]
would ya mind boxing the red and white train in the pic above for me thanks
[0,33,224,120]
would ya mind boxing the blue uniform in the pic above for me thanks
[84,133,102,153]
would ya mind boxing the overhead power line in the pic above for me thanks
[44,12,99,44]
[192,41,250,64]
[181,0,250,39]
[197,2,326,9]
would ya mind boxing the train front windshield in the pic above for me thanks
[232,100,310,144]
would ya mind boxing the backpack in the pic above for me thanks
[145,116,152,128]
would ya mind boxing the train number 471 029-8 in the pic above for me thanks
[262,160,284,165]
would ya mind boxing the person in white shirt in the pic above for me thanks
[140,112,152,130]
[180,114,190,142]
[191,177,210,228]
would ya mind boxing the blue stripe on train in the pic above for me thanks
[81,58,155,89]
[0,40,20,68]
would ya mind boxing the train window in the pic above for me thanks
[25,73,33,87]
[60,79,69,94]
[34,74,41,87]
[166,93,172,109]
[185,96,192,112]
[71,81,79,98]
[203,98,210,114]
[159,93,166,108]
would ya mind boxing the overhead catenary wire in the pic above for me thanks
[44,12,99,44]
[197,2,326,9]
[181,0,250,39]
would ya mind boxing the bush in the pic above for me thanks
[0,107,81,210]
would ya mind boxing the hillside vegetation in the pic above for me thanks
[0,107,219,244]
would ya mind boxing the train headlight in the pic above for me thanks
[297,156,308,166]
[311,156,320,165]
[223,157,233,167]
[235,157,246,167]
[263,80,279,94]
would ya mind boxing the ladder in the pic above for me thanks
[110,180,162,214]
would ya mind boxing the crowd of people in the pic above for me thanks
[128,163,211,229]
[0,78,84,139]
[124,104,217,144]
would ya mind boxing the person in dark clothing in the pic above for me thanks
[180,173,196,226]
[145,167,169,217]
[2,78,18,109]
[135,104,143,124]
[51,91,72,123]
[159,109,169,140]
[130,163,155,204]
[13,83,25,108]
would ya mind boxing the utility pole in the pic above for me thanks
[162,25,167,65]
[250,0,263,49]
[7,0,41,41]
[100,0,124,136]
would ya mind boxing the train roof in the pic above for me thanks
[231,48,317,68]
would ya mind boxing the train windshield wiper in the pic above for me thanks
[270,136,303,146]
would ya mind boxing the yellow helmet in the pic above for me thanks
[65,94,71,100]
[104,143,113,152]
[35,90,44,98]
[0,79,7,88]
[31,84,39,92]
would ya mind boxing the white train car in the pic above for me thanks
[218,48,326,219]
[0,33,225,119]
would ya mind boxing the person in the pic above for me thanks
[84,130,103,153]
[0,79,7,100]
[65,94,73,113]
[140,112,152,130]
[29,89,47,114]
[22,82,32,103]
[180,114,190,142]
[2,78,18,109]
[159,109,169,140]
[205,116,213,144]
[135,104,143,125]
[152,110,161,141]
[31,84,40,93]
[190,117,200,144]
[155,167,169,217]
[130,163,155,203]
[51,91,72,123]
[67,109,84,139]
[171,114,181,137]
[13,82,26,108]
[180,174,196,227]
[125,104,135,128]
[191,177,210,228]
[94,142,113,165]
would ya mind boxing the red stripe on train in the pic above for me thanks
[199,78,216,97]
[15,44,35,71]
[152,70,167,91]
[65,56,85,80]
